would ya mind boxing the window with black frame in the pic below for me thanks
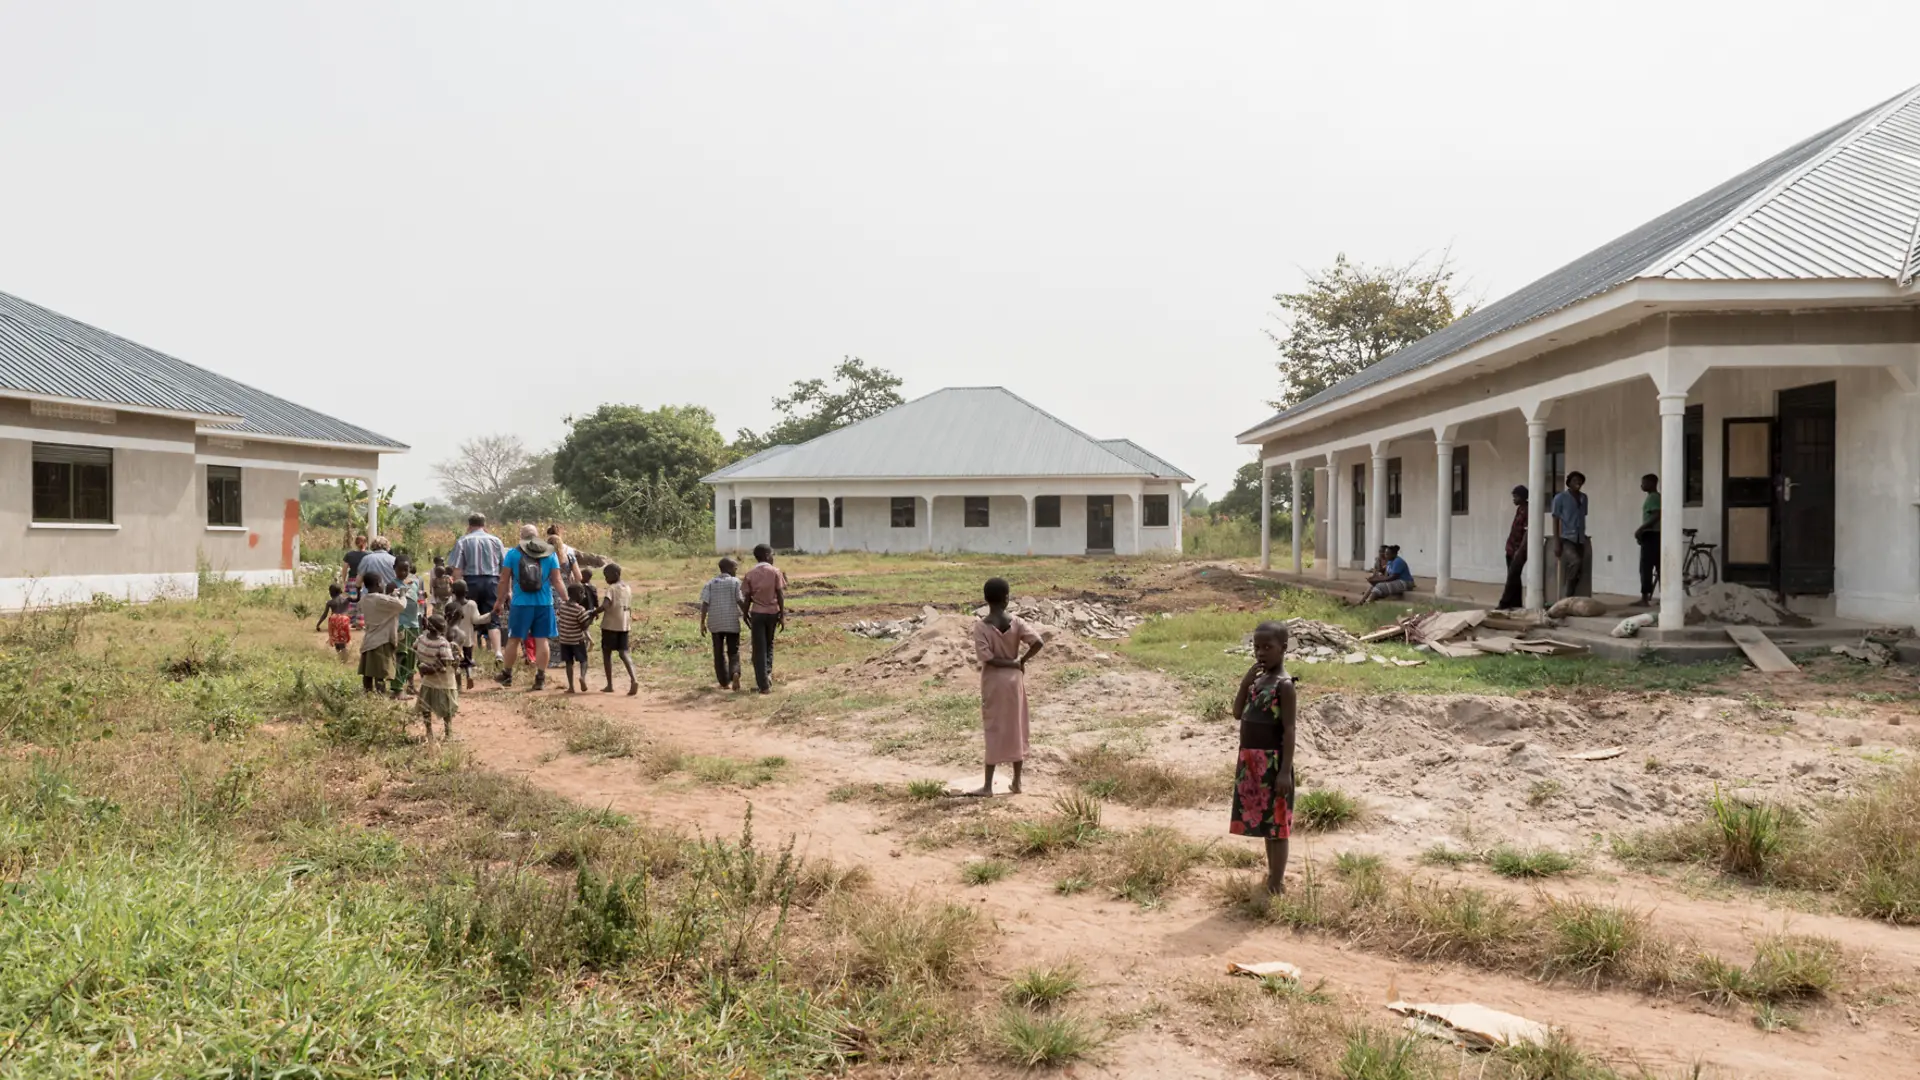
[1034,495,1060,528]
[32,443,113,524]
[1142,494,1169,527]
[207,465,243,527]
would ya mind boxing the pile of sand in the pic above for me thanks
[842,614,1105,686]
[1685,583,1810,627]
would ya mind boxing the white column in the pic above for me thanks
[1025,494,1035,556]
[1658,393,1689,631]
[1524,421,1547,610]
[1259,465,1272,569]
[730,484,741,552]
[365,481,379,539]
[1132,485,1144,555]
[924,495,934,552]
[1289,461,1304,574]
[828,497,836,553]
[1172,484,1183,553]
[1324,452,1341,580]
[1369,445,1387,561]
[1435,437,1455,598]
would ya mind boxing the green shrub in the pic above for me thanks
[1004,965,1082,1009]
[1487,846,1578,879]
[991,1009,1104,1067]
[1295,788,1360,831]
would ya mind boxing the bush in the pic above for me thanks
[1487,846,1578,879]
[992,1009,1105,1067]
[1709,786,1788,878]
[1295,788,1360,831]
[1004,965,1082,1009]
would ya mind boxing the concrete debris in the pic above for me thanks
[847,614,930,640]
[1611,612,1657,638]
[1685,583,1810,627]
[978,597,1145,640]
[1831,638,1895,667]
[1224,618,1361,658]
[1547,596,1608,618]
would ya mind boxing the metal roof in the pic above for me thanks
[1241,83,1920,439]
[703,386,1189,482]
[702,443,796,481]
[1097,438,1194,481]
[0,289,407,450]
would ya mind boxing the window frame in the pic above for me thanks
[890,496,916,528]
[817,497,843,528]
[1546,429,1566,496]
[740,499,753,529]
[31,442,114,525]
[207,464,244,528]
[1384,457,1403,518]
[727,499,737,530]
[1142,493,1170,528]
[1450,445,1470,515]
[1683,404,1704,507]
[963,496,990,528]
[1033,495,1061,528]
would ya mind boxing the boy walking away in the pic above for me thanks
[445,580,481,690]
[700,557,745,691]
[1636,473,1661,606]
[391,557,425,697]
[1230,621,1296,896]
[414,614,461,741]
[1551,471,1592,599]
[316,584,353,661]
[970,577,1043,797]
[741,545,787,694]
[357,578,406,695]
[600,563,638,695]
[555,583,598,693]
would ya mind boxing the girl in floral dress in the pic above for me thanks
[1230,621,1295,895]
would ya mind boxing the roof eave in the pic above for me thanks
[0,387,243,425]
[705,472,1184,484]
[196,425,409,454]
[1235,277,1915,446]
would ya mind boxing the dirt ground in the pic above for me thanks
[434,562,1919,1078]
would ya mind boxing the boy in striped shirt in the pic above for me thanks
[555,583,599,694]
[699,557,745,691]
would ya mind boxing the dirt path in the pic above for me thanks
[452,684,1918,1079]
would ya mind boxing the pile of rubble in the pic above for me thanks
[1222,618,1424,666]
[974,597,1145,640]
[847,607,938,640]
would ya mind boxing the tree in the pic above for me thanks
[431,435,542,518]
[552,404,728,516]
[1215,461,1314,535]
[1268,253,1468,409]
[604,469,710,545]
[734,357,904,453]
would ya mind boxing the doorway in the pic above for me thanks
[1350,463,1367,565]
[1086,496,1115,552]
[1777,381,1836,595]
[768,498,795,550]
[1721,418,1775,586]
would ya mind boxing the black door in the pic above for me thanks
[1778,381,1837,595]
[1086,496,1114,551]
[769,498,795,550]
[1350,463,1367,564]
[1721,418,1775,587]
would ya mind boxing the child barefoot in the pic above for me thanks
[414,614,461,741]
[1230,621,1296,895]
[356,578,405,695]
[446,581,481,691]
[599,563,638,695]
[555,583,598,693]
[969,577,1042,797]
[316,584,353,661]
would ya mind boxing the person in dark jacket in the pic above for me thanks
[1498,485,1528,610]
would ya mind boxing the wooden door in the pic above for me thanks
[1721,418,1775,586]
[1350,463,1367,564]
[1777,381,1836,595]
[1086,496,1114,551]
[769,498,795,550]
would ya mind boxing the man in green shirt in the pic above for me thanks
[1636,473,1661,605]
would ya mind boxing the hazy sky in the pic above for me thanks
[4,2,1914,502]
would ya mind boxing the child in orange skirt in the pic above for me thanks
[316,583,353,661]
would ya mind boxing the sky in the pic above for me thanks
[3,2,1916,504]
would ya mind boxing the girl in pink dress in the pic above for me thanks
[970,577,1044,796]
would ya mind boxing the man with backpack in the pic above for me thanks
[494,524,567,690]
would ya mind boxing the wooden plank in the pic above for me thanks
[1359,626,1406,643]
[1725,626,1799,673]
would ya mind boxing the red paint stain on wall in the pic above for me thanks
[281,499,302,569]
[248,533,261,548]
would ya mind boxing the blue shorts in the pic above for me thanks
[508,604,557,641]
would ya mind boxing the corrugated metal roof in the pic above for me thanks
[705,387,1188,482]
[1241,83,1920,439]
[0,289,407,450]
[1097,438,1194,481]
[701,444,797,482]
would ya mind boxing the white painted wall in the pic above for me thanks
[709,480,1183,555]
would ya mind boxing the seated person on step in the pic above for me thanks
[1358,545,1414,604]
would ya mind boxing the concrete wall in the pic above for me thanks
[711,480,1183,555]
[196,465,305,579]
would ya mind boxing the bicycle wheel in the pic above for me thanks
[1682,549,1716,595]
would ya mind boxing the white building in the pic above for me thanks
[704,386,1190,555]
[1239,83,1920,632]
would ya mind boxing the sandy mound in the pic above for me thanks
[1685,583,1810,627]
[843,614,1106,686]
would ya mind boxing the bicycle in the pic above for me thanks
[1680,528,1718,595]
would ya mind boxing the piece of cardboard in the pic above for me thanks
[1726,626,1798,673]
[1387,1001,1552,1049]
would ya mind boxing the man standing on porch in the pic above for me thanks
[1550,472,1591,598]
[1636,474,1661,607]
[1498,485,1528,610]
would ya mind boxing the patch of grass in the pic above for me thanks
[1294,788,1360,831]
[906,778,947,800]
[1059,744,1224,808]
[1527,779,1564,807]
[1744,933,1841,1000]
[1338,1026,1436,1080]
[1487,846,1578,879]
[680,754,787,787]
[838,894,982,986]
[1540,898,1659,985]
[1004,965,1082,1009]
[962,858,1011,885]
[562,713,636,757]
[1054,875,1091,896]
[1099,826,1210,906]
[991,1009,1105,1068]
[1419,844,1474,867]
[1708,786,1788,877]
[1213,844,1262,870]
